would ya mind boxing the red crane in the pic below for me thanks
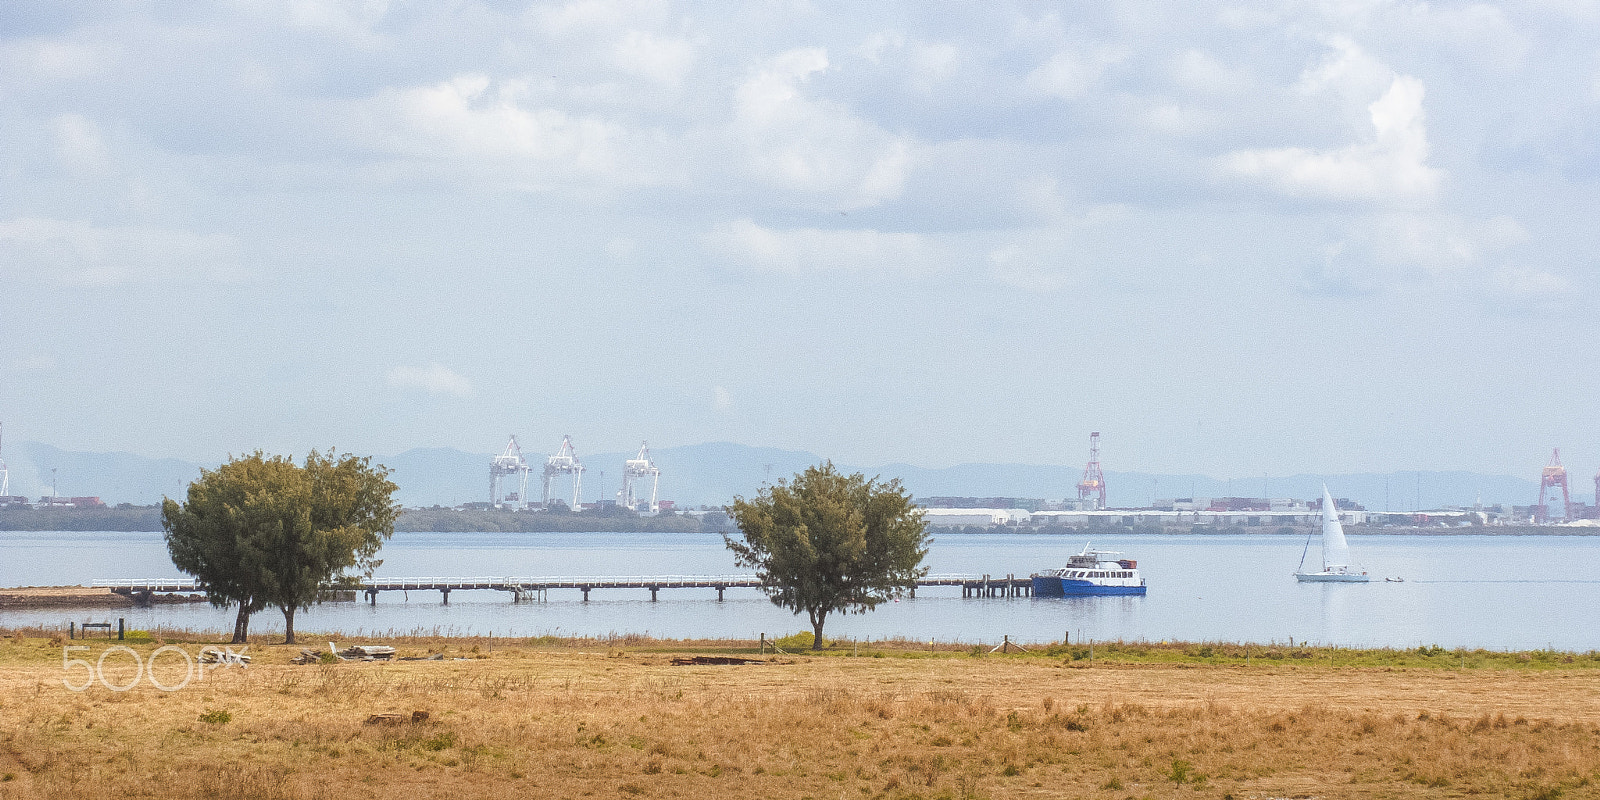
[1077,432,1107,510]
[1535,448,1570,523]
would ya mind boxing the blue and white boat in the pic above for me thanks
[1031,543,1147,596]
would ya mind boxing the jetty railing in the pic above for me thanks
[92,572,1035,603]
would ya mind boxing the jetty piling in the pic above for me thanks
[93,574,1036,604]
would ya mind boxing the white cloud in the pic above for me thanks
[3,38,106,82]
[1293,36,1393,101]
[1025,46,1123,99]
[986,242,1077,293]
[1373,213,1526,274]
[1494,265,1570,295]
[982,203,1129,293]
[368,74,633,181]
[51,114,113,176]
[706,219,940,276]
[1225,75,1442,203]
[1304,212,1559,297]
[712,386,733,412]
[1170,49,1254,95]
[386,363,473,398]
[279,0,393,32]
[0,218,240,286]
[733,48,917,208]
[856,31,905,63]
[536,0,669,34]
[612,30,696,87]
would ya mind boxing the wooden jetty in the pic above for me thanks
[92,573,1034,604]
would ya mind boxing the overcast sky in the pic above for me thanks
[1,0,1597,481]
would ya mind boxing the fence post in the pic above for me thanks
[69,622,75,640]
[759,633,766,656]
[117,618,125,640]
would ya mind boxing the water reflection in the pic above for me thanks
[3,531,1599,650]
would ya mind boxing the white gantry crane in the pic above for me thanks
[489,435,531,508]
[620,441,661,513]
[0,421,9,497]
[541,435,584,511]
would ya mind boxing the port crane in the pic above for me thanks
[489,435,531,508]
[0,422,9,497]
[1536,448,1571,523]
[620,441,661,513]
[1076,431,1106,510]
[541,435,584,510]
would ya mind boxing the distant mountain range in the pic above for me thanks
[3,440,1579,512]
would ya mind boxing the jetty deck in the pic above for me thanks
[91,574,1035,603]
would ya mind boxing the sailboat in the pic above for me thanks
[1294,486,1369,582]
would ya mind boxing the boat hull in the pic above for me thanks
[1032,576,1148,597]
[1294,572,1369,583]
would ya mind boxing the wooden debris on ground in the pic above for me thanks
[198,649,251,665]
[668,655,766,666]
[364,710,431,726]
[339,645,396,660]
[289,649,326,665]
[290,643,398,664]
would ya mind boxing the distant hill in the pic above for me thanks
[3,440,1571,512]
[4,442,204,505]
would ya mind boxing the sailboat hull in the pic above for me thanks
[1294,571,1369,583]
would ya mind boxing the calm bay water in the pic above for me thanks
[3,531,1598,650]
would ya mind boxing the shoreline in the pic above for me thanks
[4,522,1595,536]
[0,585,208,610]
[2,626,1596,663]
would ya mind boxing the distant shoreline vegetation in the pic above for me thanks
[0,507,1591,535]
[0,506,733,533]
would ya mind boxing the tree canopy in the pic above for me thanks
[162,451,399,643]
[724,463,930,649]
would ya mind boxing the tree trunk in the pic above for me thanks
[232,603,252,644]
[810,609,826,650]
[283,606,296,645]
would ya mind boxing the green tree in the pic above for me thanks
[162,451,399,644]
[724,463,930,650]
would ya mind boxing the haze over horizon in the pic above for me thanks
[0,437,1581,512]
[2,2,1597,483]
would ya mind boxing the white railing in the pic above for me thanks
[89,573,1003,592]
[91,579,201,590]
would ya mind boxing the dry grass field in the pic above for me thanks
[2,631,1598,800]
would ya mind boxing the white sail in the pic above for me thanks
[1321,486,1351,568]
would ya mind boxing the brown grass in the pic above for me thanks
[1,633,1598,799]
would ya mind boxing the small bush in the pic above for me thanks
[1168,759,1193,785]
[198,709,231,725]
[774,631,824,651]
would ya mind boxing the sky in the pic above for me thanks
[1,0,1597,482]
